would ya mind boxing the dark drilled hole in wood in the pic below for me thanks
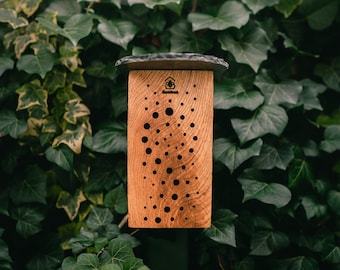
[166,122,170,127]
[164,206,170,213]
[156,129,160,133]
[171,217,175,221]
[161,180,166,185]
[189,148,194,153]
[193,136,198,141]
[180,115,185,120]
[152,170,157,174]
[153,205,157,209]
[177,155,182,160]
[180,206,184,211]
[156,101,159,105]
[186,194,190,198]
[155,217,161,223]
[165,107,173,115]
[141,136,148,143]
[152,112,159,118]
[190,123,195,128]
[182,165,186,170]
[146,148,152,154]
[166,167,173,174]
[155,158,161,164]
[155,141,159,145]
[144,123,150,129]
[185,180,190,184]
[144,217,148,220]
[171,194,178,200]
[160,194,164,198]
[173,179,179,185]
[142,162,146,166]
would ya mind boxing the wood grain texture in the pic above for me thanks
[128,70,213,228]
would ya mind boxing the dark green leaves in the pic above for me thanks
[204,209,237,247]
[214,138,263,173]
[104,184,128,214]
[37,14,93,46]
[97,19,138,50]
[0,57,14,76]
[86,206,113,230]
[238,171,292,207]
[320,125,340,153]
[288,158,314,189]
[231,105,288,144]
[45,146,74,171]
[188,1,251,31]
[241,0,280,13]
[250,230,289,255]
[219,24,272,72]
[314,56,340,91]
[0,110,27,138]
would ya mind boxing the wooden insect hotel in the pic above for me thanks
[115,53,229,228]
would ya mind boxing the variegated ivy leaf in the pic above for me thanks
[64,99,91,124]
[127,0,180,9]
[22,117,45,137]
[0,8,28,29]
[188,1,250,31]
[42,69,66,94]
[21,0,42,17]
[59,42,80,72]
[275,0,303,18]
[218,24,272,72]
[52,122,89,154]
[67,68,86,88]
[16,80,48,111]
[13,29,38,59]
[56,189,86,220]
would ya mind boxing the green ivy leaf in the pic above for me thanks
[45,146,74,171]
[61,257,77,270]
[286,256,318,269]
[169,21,212,53]
[17,49,55,78]
[188,1,250,31]
[101,264,121,270]
[127,0,180,9]
[327,190,340,216]
[37,14,93,46]
[288,158,314,189]
[123,257,149,270]
[104,184,128,214]
[298,0,339,30]
[298,79,327,110]
[254,70,303,105]
[111,85,127,118]
[275,0,303,18]
[64,99,91,124]
[0,239,12,267]
[91,122,127,154]
[42,69,66,94]
[301,196,327,220]
[320,125,340,153]
[0,110,27,138]
[250,230,289,255]
[204,209,237,247]
[97,19,138,50]
[218,24,272,72]
[238,173,292,208]
[317,109,340,127]
[86,206,113,230]
[77,253,99,270]
[314,56,340,91]
[0,8,28,28]
[231,105,288,144]
[11,165,47,204]
[11,206,45,238]
[107,238,134,265]
[0,57,14,76]
[241,0,280,13]
[322,244,340,263]
[214,138,263,173]
[56,189,86,221]
[251,142,294,170]
[214,80,264,111]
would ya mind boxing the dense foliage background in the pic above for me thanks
[0,0,340,269]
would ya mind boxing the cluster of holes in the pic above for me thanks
[141,83,202,224]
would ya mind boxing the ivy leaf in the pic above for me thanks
[327,190,340,216]
[64,99,91,124]
[37,14,93,46]
[77,253,99,269]
[86,206,113,230]
[104,184,127,214]
[250,230,289,255]
[251,142,294,170]
[111,85,127,118]
[320,125,340,153]
[56,189,86,221]
[169,21,212,53]
[127,0,180,9]
[0,239,12,267]
[214,138,263,173]
[238,173,292,207]
[298,0,339,31]
[91,122,127,154]
[214,80,264,111]
[16,80,48,111]
[97,19,137,50]
[0,8,28,28]
[188,1,250,31]
[301,196,327,220]
[241,0,280,13]
[61,257,77,270]
[322,244,340,263]
[286,256,318,269]
[52,122,88,154]
[231,105,288,144]
[42,69,66,94]
[314,56,340,91]
[17,49,55,78]
[101,264,121,270]
[218,24,272,72]
[298,79,327,111]
[107,238,134,265]
[45,146,73,171]
[0,57,14,76]
[275,0,303,18]
[0,110,27,138]
[254,70,303,105]
[11,206,45,238]
[11,165,47,205]
[288,158,314,189]
[204,209,237,247]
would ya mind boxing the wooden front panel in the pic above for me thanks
[127,70,213,228]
